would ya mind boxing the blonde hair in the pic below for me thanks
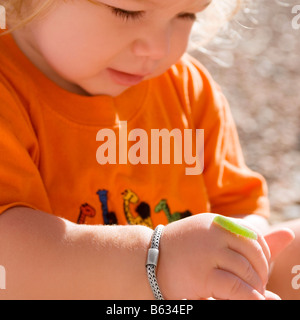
[191,0,243,45]
[1,0,244,44]
[0,0,55,33]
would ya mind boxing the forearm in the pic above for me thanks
[0,207,154,299]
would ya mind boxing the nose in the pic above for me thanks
[131,25,171,60]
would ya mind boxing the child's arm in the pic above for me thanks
[0,206,154,299]
[0,207,271,300]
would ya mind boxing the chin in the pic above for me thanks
[81,84,129,98]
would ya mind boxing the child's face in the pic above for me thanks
[20,0,211,96]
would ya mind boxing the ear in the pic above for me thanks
[264,228,295,261]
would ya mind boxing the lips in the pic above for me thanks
[107,68,149,86]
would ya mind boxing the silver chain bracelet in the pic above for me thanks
[146,224,165,300]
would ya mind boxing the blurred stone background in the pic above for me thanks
[190,0,300,223]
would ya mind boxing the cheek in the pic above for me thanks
[162,26,193,69]
[165,21,194,63]
[174,23,194,52]
[30,3,119,80]
[34,32,105,80]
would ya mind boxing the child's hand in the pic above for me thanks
[157,213,271,300]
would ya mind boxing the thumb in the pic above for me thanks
[264,228,295,261]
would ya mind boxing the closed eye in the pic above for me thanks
[177,13,197,21]
[109,7,145,21]
[108,6,197,23]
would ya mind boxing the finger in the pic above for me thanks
[214,217,271,265]
[212,218,270,287]
[235,218,271,263]
[206,268,265,300]
[264,228,295,261]
[255,231,271,264]
[227,234,269,288]
[217,248,264,294]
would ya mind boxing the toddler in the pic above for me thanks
[0,0,298,299]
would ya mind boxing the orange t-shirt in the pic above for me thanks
[0,31,269,227]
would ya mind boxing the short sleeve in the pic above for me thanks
[0,77,52,215]
[184,54,270,218]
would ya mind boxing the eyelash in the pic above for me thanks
[110,7,197,22]
[178,13,197,21]
[110,8,145,21]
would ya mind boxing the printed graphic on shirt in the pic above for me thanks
[77,203,96,224]
[122,189,153,228]
[154,199,192,223]
[77,188,192,226]
[97,189,118,225]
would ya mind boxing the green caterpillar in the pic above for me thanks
[213,215,258,240]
